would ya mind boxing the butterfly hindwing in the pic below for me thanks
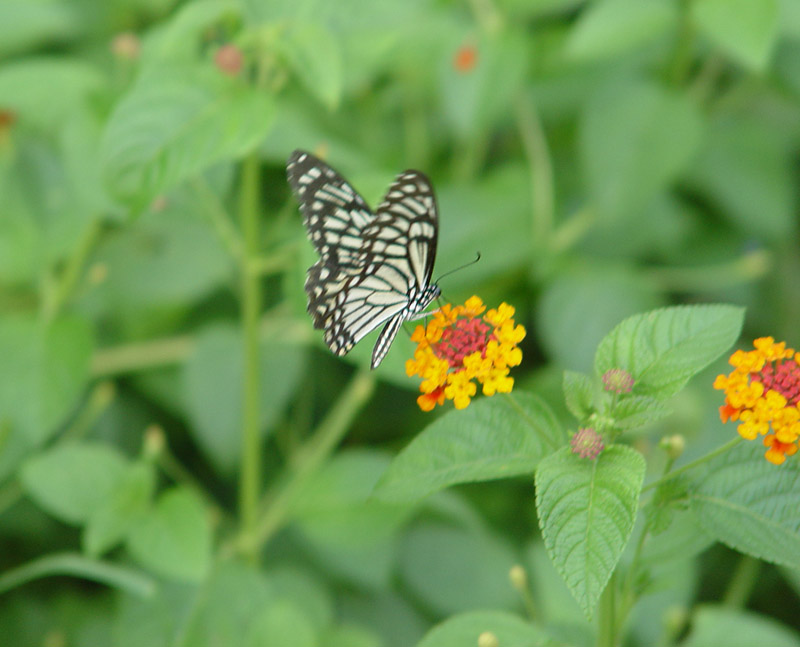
[287,150,441,368]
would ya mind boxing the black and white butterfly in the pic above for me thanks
[287,150,441,369]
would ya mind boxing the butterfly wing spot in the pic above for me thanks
[287,150,440,369]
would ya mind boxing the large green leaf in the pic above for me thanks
[20,442,128,525]
[0,314,93,443]
[101,65,274,207]
[579,77,702,221]
[687,116,795,241]
[126,486,211,581]
[373,392,562,502]
[182,324,306,474]
[690,441,800,570]
[683,605,800,647]
[246,600,317,647]
[535,445,645,618]
[691,0,779,71]
[83,460,157,556]
[278,22,343,110]
[0,57,101,132]
[398,523,519,615]
[537,267,663,372]
[594,304,744,398]
[0,1,79,57]
[417,610,551,647]
[565,0,677,62]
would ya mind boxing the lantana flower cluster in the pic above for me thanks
[714,337,800,465]
[405,296,525,411]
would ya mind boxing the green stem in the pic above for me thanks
[642,437,744,494]
[193,178,244,260]
[0,552,156,598]
[237,369,375,555]
[722,555,760,608]
[239,150,263,564]
[646,249,771,293]
[514,92,555,250]
[91,335,194,376]
[43,218,103,320]
[668,0,695,85]
[552,206,596,253]
[597,572,618,647]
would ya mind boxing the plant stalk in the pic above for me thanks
[239,150,263,564]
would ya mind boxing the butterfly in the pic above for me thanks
[287,150,441,369]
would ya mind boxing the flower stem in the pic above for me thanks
[514,92,554,249]
[238,369,375,556]
[642,437,744,494]
[239,150,263,564]
[597,572,619,647]
[43,218,103,320]
[722,555,760,609]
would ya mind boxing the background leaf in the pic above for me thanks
[373,393,562,502]
[690,441,800,570]
[126,486,212,581]
[691,0,779,71]
[682,605,800,647]
[101,66,275,207]
[535,445,645,618]
[417,610,551,647]
[20,442,128,524]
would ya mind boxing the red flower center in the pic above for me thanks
[433,318,491,368]
[753,360,800,406]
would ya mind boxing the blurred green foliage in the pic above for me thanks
[1,0,799,645]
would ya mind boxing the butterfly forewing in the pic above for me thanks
[287,150,440,369]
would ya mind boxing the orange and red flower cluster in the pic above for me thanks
[714,337,800,465]
[406,296,525,411]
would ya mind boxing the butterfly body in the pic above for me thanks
[287,150,440,369]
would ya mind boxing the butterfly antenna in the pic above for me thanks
[434,251,481,284]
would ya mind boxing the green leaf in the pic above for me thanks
[142,0,241,66]
[0,2,79,57]
[579,77,702,220]
[101,65,274,207]
[611,395,672,430]
[683,605,800,647]
[246,600,317,647]
[594,304,744,398]
[89,208,232,310]
[563,370,595,422]
[292,450,412,589]
[83,460,157,556]
[417,610,551,647]
[687,116,795,241]
[537,267,663,372]
[20,442,128,525]
[321,625,381,647]
[373,393,562,502]
[691,0,779,71]
[126,486,211,581]
[182,324,306,474]
[0,314,93,443]
[278,22,343,110]
[179,562,272,647]
[440,30,528,138]
[0,57,101,132]
[399,523,519,615]
[565,0,677,62]
[535,444,645,618]
[689,441,800,569]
